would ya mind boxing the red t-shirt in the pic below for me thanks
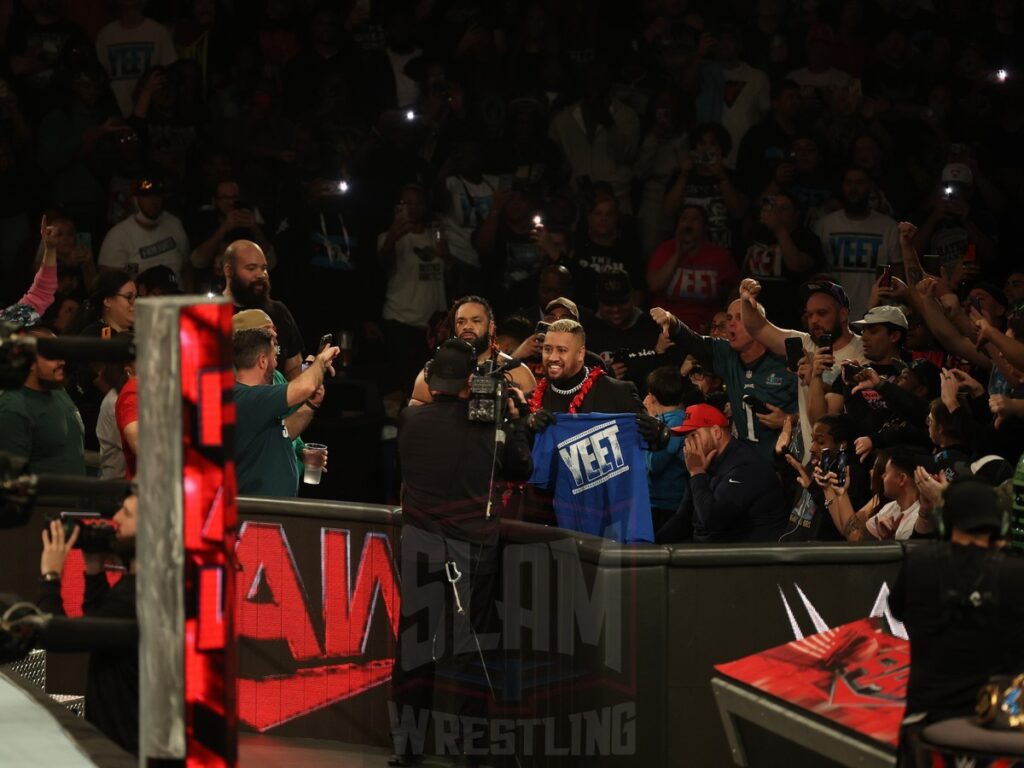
[115,377,139,480]
[646,240,739,331]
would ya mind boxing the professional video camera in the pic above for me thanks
[1,451,132,530]
[468,359,523,424]
[0,592,137,665]
[0,321,135,390]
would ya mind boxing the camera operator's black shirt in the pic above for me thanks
[38,573,138,753]
[398,396,533,541]
[889,542,1024,721]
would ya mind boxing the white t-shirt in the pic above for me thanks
[95,18,178,116]
[814,210,900,317]
[791,331,865,461]
[377,230,447,327]
[787,67,856,106]
[549,100,640,213]
[387,47,421,108]
[96,388,126,480]
[98,212,190,282]
[866,499,921,540]
[720,61,770,166]
[442,175,498,267]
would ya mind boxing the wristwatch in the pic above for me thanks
[41,571,60,582]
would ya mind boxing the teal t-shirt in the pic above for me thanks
[0,387,86,474]
[711,339,798,461]
[233,382,300,497]
[271,369,305,476]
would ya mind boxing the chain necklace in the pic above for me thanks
[548,367,589,396]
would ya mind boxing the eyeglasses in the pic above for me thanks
[116,292,138,303]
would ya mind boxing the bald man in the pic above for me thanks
[223,240,305,380]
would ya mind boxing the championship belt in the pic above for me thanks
[975,673,1024,730]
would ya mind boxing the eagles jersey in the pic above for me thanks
[530,413,653,543]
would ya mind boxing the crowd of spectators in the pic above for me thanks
[1,0,1023,544]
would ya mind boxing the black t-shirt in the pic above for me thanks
[889,543,1024,721]
[484,224,541,317]
[736,117,795,195]
[398,397,533,541]
[585,310,680,393]
[741,224,823,330]
[664,171,740,253]
[272,199,378,348]
[830,360,907,437]
[569,234,645,310]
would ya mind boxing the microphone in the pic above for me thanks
[490,359,523,377]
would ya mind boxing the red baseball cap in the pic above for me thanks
[670,403,729,434]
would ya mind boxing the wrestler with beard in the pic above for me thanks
[520,319,669,526]
[222,240,306,381]
[408,295,537,405]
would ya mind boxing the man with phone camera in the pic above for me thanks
[652,293,798,463]
[815,305,909,441]
[378,183,450,400]
[232,326,338,497]
[740,278,867,459]
[909,161,997,279]
[587,269,672,390]
[189,179,276,292]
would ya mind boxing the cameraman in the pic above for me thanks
[890,478,1024,763]
[390,339,532,766]
[36,495,139,754]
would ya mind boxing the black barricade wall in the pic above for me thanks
[1,499,904,767]
[665,547,904,766]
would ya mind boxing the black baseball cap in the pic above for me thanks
[596,269,631,305]
[800,280,850,309]
[941,479,1005,535]
[907,359,940,399]
[132,177,165,197]
[426,339,476,394]
[950,455,1015,486]
[967,281,1009,309]
[136,265,182,295]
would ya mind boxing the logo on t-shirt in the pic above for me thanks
[107,42,156,80]
[828,232,884,273]
[745,242,782,278]
[668,268,718,301]
[139,236,177,260]
[723,80,748,108]
[557,421,628,494]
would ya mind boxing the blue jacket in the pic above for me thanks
[645,409,688,510]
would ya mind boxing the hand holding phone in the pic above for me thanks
[784,337,804,373]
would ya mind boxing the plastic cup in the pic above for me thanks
[302,443,327,484]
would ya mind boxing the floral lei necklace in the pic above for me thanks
[529,366,604,414]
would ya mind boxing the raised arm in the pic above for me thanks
[738,278,791,356]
